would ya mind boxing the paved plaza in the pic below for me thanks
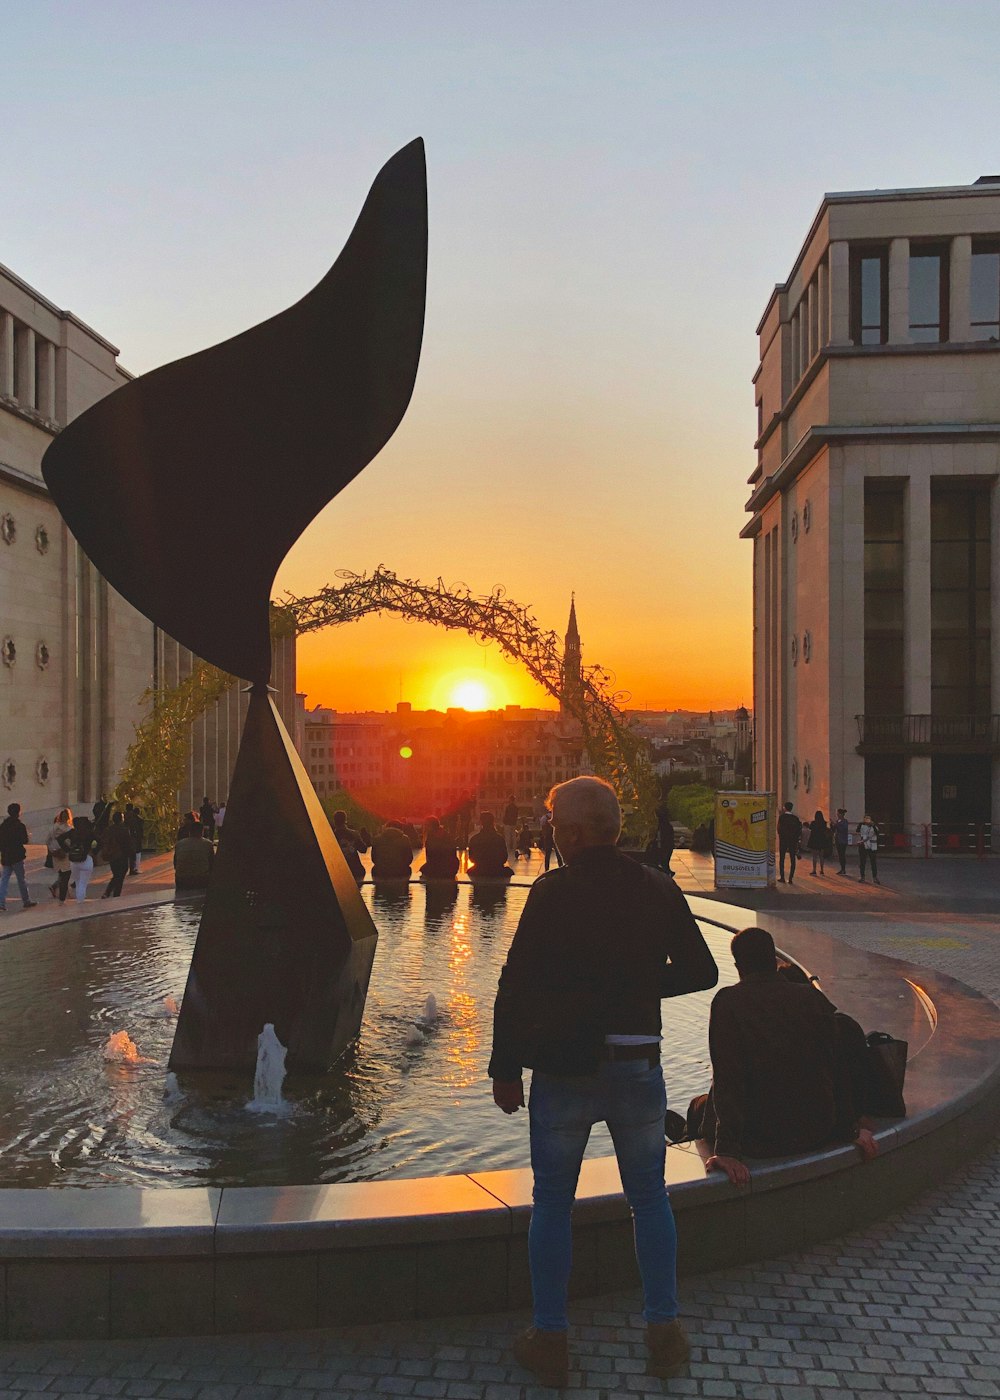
[0,850,998,1395]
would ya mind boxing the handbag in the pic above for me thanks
[864,1031,907,1117]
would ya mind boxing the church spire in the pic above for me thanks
[561,594,582,716]
[566,592,579,644]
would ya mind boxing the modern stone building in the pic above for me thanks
[1,261,297,826]
[745,177,1000,849]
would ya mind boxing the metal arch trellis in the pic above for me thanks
[285,568,657,830]
[115,568,657,844]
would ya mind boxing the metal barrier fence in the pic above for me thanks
[873,822,993,856]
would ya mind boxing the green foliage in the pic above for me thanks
[667,783,716,832]
[113,661,233,851]
[319,790,383,832]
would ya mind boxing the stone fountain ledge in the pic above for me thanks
[0,897,998,1342]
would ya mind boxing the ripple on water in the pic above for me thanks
[0,886,736,1187]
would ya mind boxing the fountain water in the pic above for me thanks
[246,1023,290,1115]
[103,1030,154,1064]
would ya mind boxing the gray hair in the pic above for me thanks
[547,776,621,844]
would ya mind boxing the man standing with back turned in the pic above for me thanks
[490,777,718,1386]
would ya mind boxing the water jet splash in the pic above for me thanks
[103,1030,155,1065]
[246,1023,291,1116]
[163,1072,184,1104]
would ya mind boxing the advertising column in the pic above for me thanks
[714,791,776,889]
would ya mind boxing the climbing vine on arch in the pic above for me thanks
[115,571,657,846]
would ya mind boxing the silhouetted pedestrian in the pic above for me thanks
[777,801,802,884]
[808,810,830,875]
[856,814,880,885]
[0,803,37,911]
[834,809,849,874]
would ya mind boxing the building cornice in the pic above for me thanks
[0,393,59,437]
[0,259,121,356]
[0,458,50,499]
[755,181,1000,331]
[742,420,1000,536]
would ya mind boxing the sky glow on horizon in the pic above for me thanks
[5,2,998,713]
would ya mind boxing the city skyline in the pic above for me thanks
[5,3,1000,711]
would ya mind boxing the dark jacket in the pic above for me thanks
[372,825,413,877]
[807,818,830,852]
[173,836,214,888]
[468,826,510,877]
[777,811,802,847]
[489,846,718,1080]
[705,972,856,1159]
[0,817,29,866]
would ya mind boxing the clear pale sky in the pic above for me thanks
[5,2,999,713]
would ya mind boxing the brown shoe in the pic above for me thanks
[512,1326,569,1387]
[646,1318,691,1378]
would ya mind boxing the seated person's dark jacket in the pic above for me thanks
[467,827,510,878]
[422,830,459,879]
[701,973,857,1158]
[488,846,718,1080]
[173,836,215,888]
[371,826,412,878]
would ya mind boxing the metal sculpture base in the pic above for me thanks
[169,691,378,1074]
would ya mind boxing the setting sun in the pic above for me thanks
[449,678,491,711]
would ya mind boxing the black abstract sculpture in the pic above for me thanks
[42,139,428,1072]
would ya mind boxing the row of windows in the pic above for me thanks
[851,240,1000,345]
[0,310,57,416]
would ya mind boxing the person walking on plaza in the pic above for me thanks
[777,801,802,884]
[834,808,849,875]
[125,804,145,874]
[199,796,216,842]
[0,803,37,912]
[61,816,98,903]
[856,813,881,885]
[215,800,226,840]
[502,794,519,860]
[490,777,718,1385]
[537,810,562,871]
[808,809,830,876]
[100,812,134,899]
[47,808,74,901]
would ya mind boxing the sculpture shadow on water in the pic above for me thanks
[42,139,428,1073]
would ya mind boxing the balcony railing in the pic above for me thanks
[855,714,1000,752]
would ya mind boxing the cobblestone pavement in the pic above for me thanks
[1,904,998,1396]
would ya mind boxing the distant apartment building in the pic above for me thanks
[745,177,1000,846]
[304,701,584,817]
[0,261,297,823]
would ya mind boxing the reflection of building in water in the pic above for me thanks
[0,260,298,823]
[304,599,588,815]
[745,175,1000,845]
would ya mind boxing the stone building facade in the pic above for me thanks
[1,261,297,827]
[745,177,1000,848]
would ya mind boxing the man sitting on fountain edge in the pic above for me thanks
[489,776,719,1386]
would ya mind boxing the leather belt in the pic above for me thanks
[601,1043,660,1064]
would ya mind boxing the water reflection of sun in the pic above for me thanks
[445,911,479,1088]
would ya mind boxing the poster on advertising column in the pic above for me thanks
[714,791,776,889]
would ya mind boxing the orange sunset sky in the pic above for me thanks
[8,4,987,717]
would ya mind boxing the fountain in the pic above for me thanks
[246,1023,290,1116]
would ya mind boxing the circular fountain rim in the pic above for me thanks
[0,893,998,1342]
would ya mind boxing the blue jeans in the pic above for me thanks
[0,861,29,907]
[528,1059,678,1330]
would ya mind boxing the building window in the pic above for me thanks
[931,485,991,716]
[970,241,1000,341]
[864,482,905,717]
[909,244,949,342]
[850,246,888,345]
